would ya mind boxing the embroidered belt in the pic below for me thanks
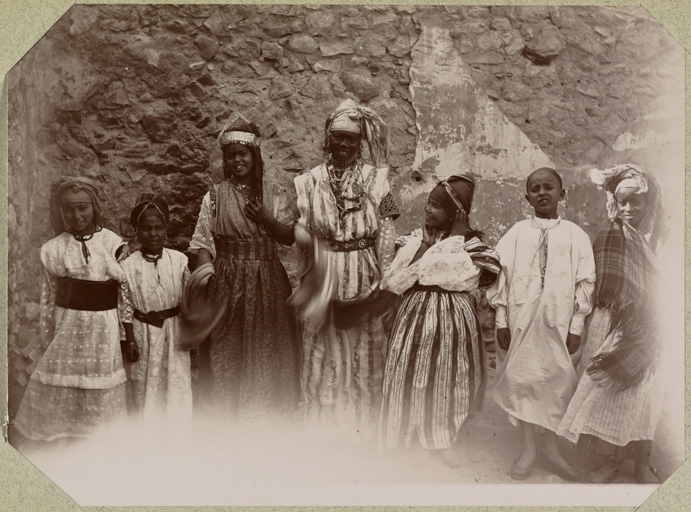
[325,237,375,252]
[134,306,180,328]
[410,283,450,294]
[214,236,277,260]
[55,277,119,311]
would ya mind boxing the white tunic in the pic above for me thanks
[488,217,596,431]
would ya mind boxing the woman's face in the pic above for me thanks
[328,130,361,165]
[137,210,166,254]
[60,189,95,235]
[616,187,647,228]
[424,187,451,229]
[223,143,254,181]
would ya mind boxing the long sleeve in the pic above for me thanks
[380,237,421,295]
[38,269,57,353]
[418,236,481,291]
[376,216,396,275]
[569,228,596,335]
[486,225,518,328]
[119,280,134,324]
[189,192,216,260]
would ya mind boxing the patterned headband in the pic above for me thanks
[134,201,168,230]
[219,130,260,148]
[440,175,475,214]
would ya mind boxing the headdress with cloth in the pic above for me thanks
[324,99,389,168]
[50,176,104,234]
[585,164,665,390]
[217,111,265,199]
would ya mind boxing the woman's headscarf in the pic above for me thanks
[323,99,389,168]
[586,164,665,390]
[433,174,476,217]
[218,111,264,200]
[589,163,665,248]
[130,194,170,232]
[50,177,103,234]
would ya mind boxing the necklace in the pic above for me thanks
[70,227,100,264]
[232,182,254,205]
[142,250,163,265]
[326,160,366,222]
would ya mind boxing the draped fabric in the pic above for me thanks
[488,218,596,431]
[121,249,193,422]
[294,162,393,442]
[15,229,128,441]
[189,181,301,420]
[379,233,495,450]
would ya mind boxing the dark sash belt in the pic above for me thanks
[411,283,450,294]
[325,237,375,252]
[134,306,180,328]
[214,236,277,260]
[55,277,119,311]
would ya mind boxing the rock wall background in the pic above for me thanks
[7,5,684,419]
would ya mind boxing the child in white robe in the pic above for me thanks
[121,196,193,424]
[488,168,596,481]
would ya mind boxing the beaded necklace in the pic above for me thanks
[326,159,366,222]
[70,226,101,264]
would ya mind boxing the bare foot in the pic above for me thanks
[634,464,661,484]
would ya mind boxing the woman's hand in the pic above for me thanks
[245,197,273,226]
[497,327,511,350]
[449,209,469,237]
[422,224,436,247]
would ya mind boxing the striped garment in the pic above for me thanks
[294,162,393,442]
[379,233,498,451]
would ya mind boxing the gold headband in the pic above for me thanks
[219,130,260,148]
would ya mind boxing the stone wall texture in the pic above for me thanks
[7,5,685,418]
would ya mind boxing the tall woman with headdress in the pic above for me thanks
[292,99,399,442]
[14,177,131,445]
[557,165,668,484]
[189,115,300,420]
[379,175,500,467]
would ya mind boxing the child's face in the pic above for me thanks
[137,211,166,253]
[60,189,95,234]
[424,188,451,229]
[223,143,254,181]
[328,130,361,165]
[525,171,564,219]
[615,187,647,228]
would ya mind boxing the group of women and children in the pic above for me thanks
[14,99,667,485]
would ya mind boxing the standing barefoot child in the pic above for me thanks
[488,168,596,481]
[15,177,130,445]
[379,175,500,467]
[121,195,193,423]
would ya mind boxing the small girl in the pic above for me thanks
[488,167,596,481]
[121,195,193,423]
[379,175,499,467]
[15,177,130,444]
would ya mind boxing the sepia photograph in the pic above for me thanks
[2,2,686,509]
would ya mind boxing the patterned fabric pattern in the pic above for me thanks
[378,192,400,219]
[191,182,301,420]
[557,307,666,445]
[379,231,490,450]
[121,249,193,421]
[295,162,393,440]
[15,229,128,441]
